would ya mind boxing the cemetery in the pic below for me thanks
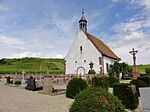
[0,64,150,112]
[0,5,150,112]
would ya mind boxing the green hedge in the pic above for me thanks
[108,76,119,87]
[138,76,150,87]
[69,87,126,112]
[92,76,109,90]
[66,78,88,99]
[14,80,21,85]
[145,68,150,75]
[130,79,148,96]
[113,83,139,110]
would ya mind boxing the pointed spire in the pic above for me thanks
[79,9,87,33]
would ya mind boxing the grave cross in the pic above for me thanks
[89,61,94,70]
[129,48,138,79]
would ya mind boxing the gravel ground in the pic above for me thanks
[0,79,73,112]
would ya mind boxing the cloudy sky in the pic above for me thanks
[0,0,150,65]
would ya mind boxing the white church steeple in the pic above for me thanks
[79,9,87,33]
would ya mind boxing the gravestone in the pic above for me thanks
[25,76,43,91]
[19,70,27,88]
[6,76,11,84]
[139,87,150,112]
[21,70,26,83]
[13,75,21,84]
[42,76,53,94]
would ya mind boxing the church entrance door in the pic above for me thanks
[77,67,85,78]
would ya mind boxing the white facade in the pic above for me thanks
[65,30,116,75]
[65,30,101,75]
[103,56,116,75]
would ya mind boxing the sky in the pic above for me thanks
[0,0,150,65]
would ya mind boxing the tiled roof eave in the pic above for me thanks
[102,54,120,60]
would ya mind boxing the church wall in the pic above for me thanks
[103,56,116,75]
[65,30,102,75]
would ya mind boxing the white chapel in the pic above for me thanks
[65,11,119,76]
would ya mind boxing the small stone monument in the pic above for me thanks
[42,76,53,94]
[88,61,96,74]
[13,72,21,84]
[21,70,26,83]
[88,61,96,80]
[19,70,27,88]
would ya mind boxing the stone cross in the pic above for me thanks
[89,61,94,70]
[129,48,138,79]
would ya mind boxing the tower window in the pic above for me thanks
[80,46,82,52]
[84,60,86,62]
[75,61,77,63]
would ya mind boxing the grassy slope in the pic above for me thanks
[0,58,149,74]
[0,58,64,74]
[137,64,150,73]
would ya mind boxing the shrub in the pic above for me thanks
[145,68,150,75]
[130,79,148,96]
[92,76,109,90]
[66,78,88,99]
[69,87,126,112]
[108,76,119,87]
[138,76,150,87]
[14,80,21,85]
[113,83,139,110]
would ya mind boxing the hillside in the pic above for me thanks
[137,64,150,73]
[0,57,149,74]
[0,58,64,74]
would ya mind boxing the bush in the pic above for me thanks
[113,83,139,110]
[145,68,150,75]
[92,76,109,90]
[130,79,148,96]
[108,76,119,87]
[138,76,150,87]
[14,80,21,85]
[66,78,88,99]
[69,87,126,112]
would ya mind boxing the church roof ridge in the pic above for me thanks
[85,32,120,60]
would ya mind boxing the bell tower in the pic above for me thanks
[79,9,87,33]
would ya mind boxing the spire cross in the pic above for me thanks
[82,8,84,15]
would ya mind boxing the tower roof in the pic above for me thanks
[79,9,87,22]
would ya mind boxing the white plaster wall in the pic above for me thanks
[65,30,102,75]
[103,56,116,75]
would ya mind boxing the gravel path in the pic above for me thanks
[0,79,73,112]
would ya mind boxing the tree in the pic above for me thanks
[109,62,132,79]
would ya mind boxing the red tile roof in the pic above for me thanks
[86,33,120,60]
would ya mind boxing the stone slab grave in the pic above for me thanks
[139,87,150,112]
[41,76,66,95]
[25,76,43,91]
[42,76,53,94]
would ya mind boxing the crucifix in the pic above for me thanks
[89,61,94,70]
[129,48,138,79]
